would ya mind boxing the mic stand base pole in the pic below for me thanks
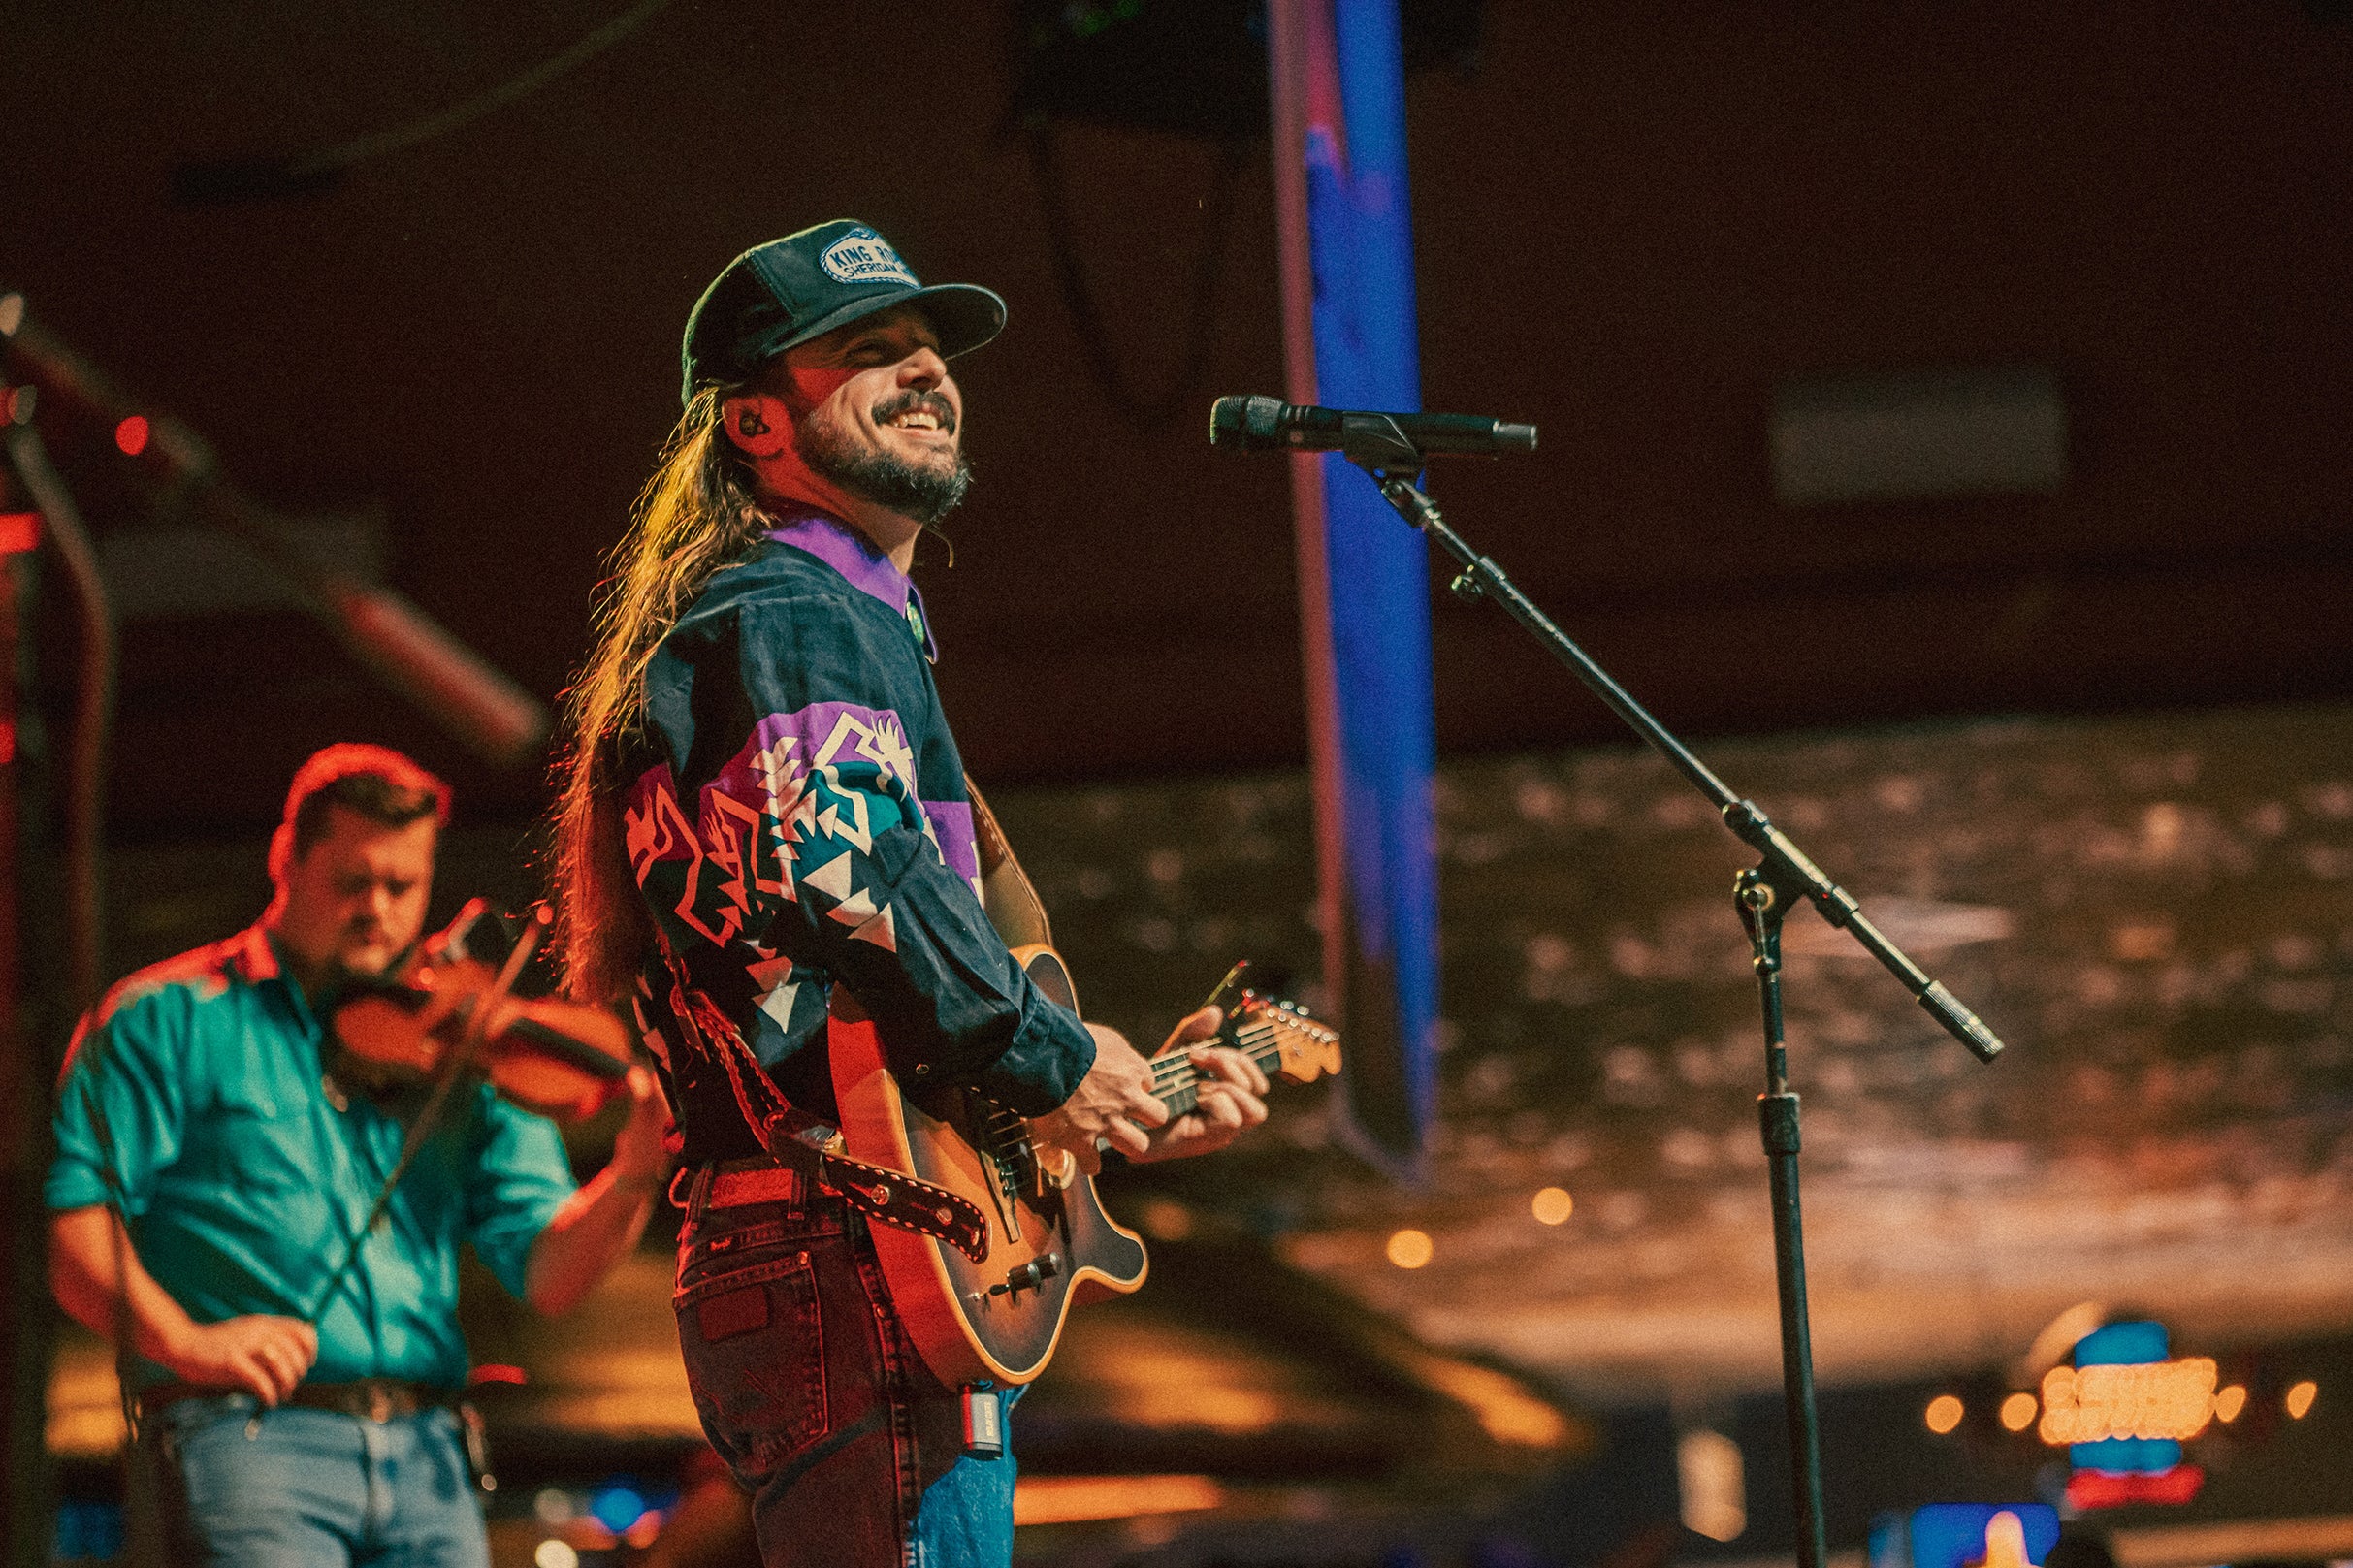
[1337,450,2006,1567]
[1740,869,1828,1568]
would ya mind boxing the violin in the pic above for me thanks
[330,900,636,1124]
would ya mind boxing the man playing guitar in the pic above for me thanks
[552,221,1270,1568]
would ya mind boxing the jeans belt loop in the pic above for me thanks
[684,1162,716,1228]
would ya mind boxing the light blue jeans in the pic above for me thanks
[150,1393,488,1567]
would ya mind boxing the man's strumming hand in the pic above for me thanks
[163,1315,318,1407]
[1029,1024,1170,1175]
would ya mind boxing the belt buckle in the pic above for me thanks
[366,1382,393,1424]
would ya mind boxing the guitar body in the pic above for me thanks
[826,783,1339,1390]
[829,945,1145,1387]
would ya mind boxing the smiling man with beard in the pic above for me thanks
[551,222,1268,1567]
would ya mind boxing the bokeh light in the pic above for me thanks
[1924,1394,1965,1434]
[1999,1392,2038,1432]
[113,415,149,456]
[533,1542,579,1568]
[2286,1380,2317,1419]
[1532,1187,1574,1225]
[2213,1384,2247,1423]
[1386,1229,1434,1268]
[589,1484,646,1533]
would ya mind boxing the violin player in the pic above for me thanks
[46,743,670,1567]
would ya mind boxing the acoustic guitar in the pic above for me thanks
[828,949,1341,1389]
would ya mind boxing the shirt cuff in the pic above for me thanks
[44,1162,130,1216]
[976,1004,1097,1116]
[471,1198,569,1302]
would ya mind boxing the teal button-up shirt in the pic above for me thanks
[46,926,578,1390]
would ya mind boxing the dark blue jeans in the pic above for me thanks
[672,1189,1020,1568]
[147,1393,487,1567]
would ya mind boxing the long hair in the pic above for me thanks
[553,387,764,1004]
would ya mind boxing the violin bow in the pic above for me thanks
[301,907,548,1325]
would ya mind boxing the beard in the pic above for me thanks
[795,392,972,525]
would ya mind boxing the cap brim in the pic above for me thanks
[756,281,1007,368]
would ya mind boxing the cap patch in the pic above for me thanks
[821,230,919,287]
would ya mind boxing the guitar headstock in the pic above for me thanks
[1224,991,1342,1084]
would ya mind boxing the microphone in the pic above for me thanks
[1209,395,1537,460]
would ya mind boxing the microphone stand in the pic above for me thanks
[1336,420,2006,1568]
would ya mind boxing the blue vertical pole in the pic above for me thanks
[1274,0,1436,1176]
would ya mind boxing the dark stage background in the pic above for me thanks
[3,0,2348,833]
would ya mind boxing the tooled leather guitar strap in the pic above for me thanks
[962,775,1087,1014]
[964,776,1053,954]
[652,930,989,1262]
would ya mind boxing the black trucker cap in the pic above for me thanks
[679,220,1007,405]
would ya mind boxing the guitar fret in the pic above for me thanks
[1137,1007,1330,1118]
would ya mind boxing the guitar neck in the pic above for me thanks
[1147,1018,1291,1117]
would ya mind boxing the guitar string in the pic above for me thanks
[1146,1020,1283,1084]
[1144,1019,1307,1102]
[1011,1018,1324,1159]
[1145,1018,1301,1081]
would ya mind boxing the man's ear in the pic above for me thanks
[720,394,792,460]
[267,822,294,885]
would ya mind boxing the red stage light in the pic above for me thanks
[0,512,39,555]
[2066,1466,2205,1510]
[114,415,150,456]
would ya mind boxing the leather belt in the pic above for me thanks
[141,1377,444,1423]
[701,1155,812,1210]
[675,1149,988,1265]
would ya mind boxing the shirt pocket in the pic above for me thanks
[672,1247,828,1480]
[190,1074,322,1197]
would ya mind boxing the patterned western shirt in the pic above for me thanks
[621,511,1098,1164]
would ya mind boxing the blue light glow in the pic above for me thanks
[589,1484,646,1533]
[1909,1503,2059,1568]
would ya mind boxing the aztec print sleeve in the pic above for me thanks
[624,594,1097,1116]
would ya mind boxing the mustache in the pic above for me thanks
[872,390,957,435]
